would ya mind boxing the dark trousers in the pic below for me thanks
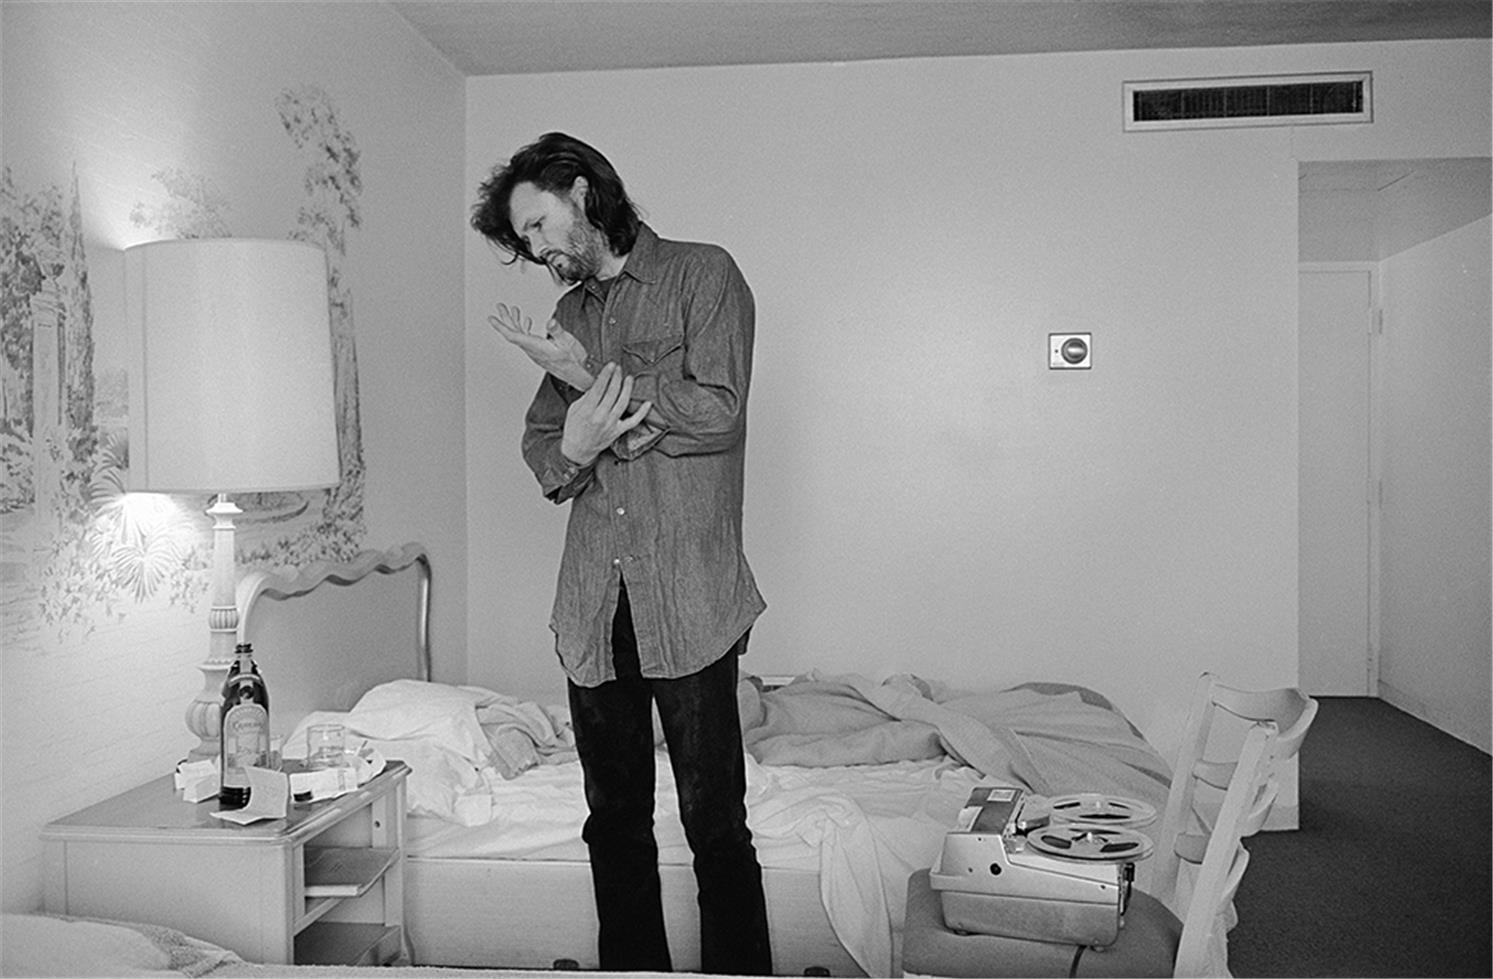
[566,584,772,974]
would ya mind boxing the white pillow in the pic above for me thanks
[346,679,494,765]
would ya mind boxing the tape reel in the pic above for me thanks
[1046,793,1157,829]
[1026,823,1155,862]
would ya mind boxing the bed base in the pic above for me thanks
[405,856,866,977]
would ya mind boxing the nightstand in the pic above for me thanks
[42,760,409,966]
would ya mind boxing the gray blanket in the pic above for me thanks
[740,674,1171,810]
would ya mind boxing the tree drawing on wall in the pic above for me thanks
[263,84,367,567]
[0,84,370,642]
[129,167,232,239]
[1,166,203,638]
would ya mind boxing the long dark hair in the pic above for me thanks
[470,132,641,265]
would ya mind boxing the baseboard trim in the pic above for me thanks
[1377,683,1492,754]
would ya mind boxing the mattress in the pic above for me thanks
[404,752,990,975]
[405,752,985,864]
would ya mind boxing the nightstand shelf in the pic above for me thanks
[42,761,409,966]
[303,845,400,898]
[296,920,403,966]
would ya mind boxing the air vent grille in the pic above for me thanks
[1124,72,1371,131]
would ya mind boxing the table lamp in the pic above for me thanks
[125,238,340,760]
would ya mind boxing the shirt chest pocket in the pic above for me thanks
[622,334,685,374]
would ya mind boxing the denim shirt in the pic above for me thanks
[522,225,766,687]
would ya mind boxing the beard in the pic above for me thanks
[545,218,609,284]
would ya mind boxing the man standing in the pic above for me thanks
[471,132,771,975]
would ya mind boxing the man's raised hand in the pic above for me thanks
[489,302,594,390]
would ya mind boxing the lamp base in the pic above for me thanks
[185,494,242,761]
[184,660,232,760]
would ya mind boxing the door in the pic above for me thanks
[1298,267,1376,694]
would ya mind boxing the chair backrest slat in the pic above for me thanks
[1141,673,1318,924]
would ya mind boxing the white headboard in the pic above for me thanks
[234,542,431,737]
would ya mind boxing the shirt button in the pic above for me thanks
[615,507,626,516]
[612,558,622,567]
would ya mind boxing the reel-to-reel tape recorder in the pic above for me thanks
[928,786,1158,947]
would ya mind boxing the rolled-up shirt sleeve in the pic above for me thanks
[522,374,595,502]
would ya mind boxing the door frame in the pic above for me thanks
[1299,261,1383,694]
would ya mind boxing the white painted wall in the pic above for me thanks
[464,40,1490,768]
[1377,216,1492,751]
[1,1,466,912]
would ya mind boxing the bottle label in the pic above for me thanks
[222,703,269,784]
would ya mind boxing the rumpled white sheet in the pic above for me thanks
[283,679,575,826]
[745,757,988,976]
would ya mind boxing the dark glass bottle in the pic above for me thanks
[219,643,269,809]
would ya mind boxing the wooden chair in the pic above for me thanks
[902,675,1318,978]
[1141,673,1319,911]
[902,721,1285,978]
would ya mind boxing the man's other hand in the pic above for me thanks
[561,363,653,466]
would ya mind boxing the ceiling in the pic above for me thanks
[390,0,1490,77]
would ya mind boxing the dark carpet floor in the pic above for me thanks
[1228,697,1492,978]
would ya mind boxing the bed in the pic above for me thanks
[16,542,1175,978]
[234,542,1172,976]
[388,675,1172,977]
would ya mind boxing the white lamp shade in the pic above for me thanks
[125,238,340,493]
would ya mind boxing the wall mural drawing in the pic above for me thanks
[0,85,367,649]
[266,84,367,566]
[129,168,233,240]
[0,166,171,641]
